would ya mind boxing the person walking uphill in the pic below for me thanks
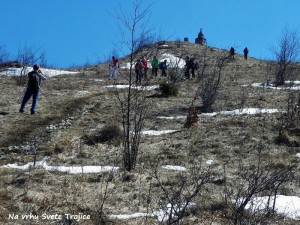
[109,56,119,82]
[19,64,46,115]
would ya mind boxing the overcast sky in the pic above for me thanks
[1,0,300,68]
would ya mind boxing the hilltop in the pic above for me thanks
[0,41,299,225]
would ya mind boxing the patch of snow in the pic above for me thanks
[296,153,300,158]
[157,116,186,120]
[249,81,300,90]
[206,160,213,165]
[161,165,187,171]
[240,195,300,220]
[0,67,79,78]
[154,202,196,222]
[219,108,283,115]
[141,130,178,136]
[106,84,158,91]
[110,213,148,220]
[158,108,283,119]
[202,108,284,117]
[109,202,196,222]
[1,157,119,174]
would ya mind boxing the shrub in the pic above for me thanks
[159,82,179,97]
[83,124,122,145]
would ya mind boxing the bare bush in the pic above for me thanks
[196,54,227,113]
[146,163,213,225]
[272,27,300,86]
[82,124,122,146]
[224,147,296,224]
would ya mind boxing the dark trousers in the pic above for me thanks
[20,87,40,113]
[152,68,158,77]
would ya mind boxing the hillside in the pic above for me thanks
[0,41,299,225]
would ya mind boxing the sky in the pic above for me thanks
[1,0,300,68]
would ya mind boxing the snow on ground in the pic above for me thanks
[157,116,186,120]
[157,108,284,120]
[110,195,300,222]
[244,81,300,90]
[106,84,159,91]
[241,195,300,220]
[161,165,187,171]
[202,108,284,117]
[160,53,185,68]
[110,202,196,222]
[0,67,79,77]
[1,157,119,174]
[141,130,179,136]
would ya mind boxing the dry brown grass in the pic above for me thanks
[0,42,300,224]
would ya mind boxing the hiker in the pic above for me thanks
[141,57,148,79]
[19,64,46,115]
[189,58,196,79]
[151,56,159,78]
[151,56,159,77]
[185,56,190,79]
[160,60,168,77]
[229,47,235,59]
[243,47,249,60]
[109,56,119,82]
[135,59,144,85]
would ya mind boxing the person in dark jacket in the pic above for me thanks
[135,59,144,85]
[160,60,168,77]
[185,56,190,79]
[243,47,249,60]
[229,47,235,59]
[19,64,45,115]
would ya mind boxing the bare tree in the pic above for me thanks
[273,27,300,86]
[196,53,227,113]
[113,0,154,171]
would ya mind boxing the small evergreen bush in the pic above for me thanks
[159,82,179,97]
[83,124,122,145]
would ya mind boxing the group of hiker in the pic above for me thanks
[19,47,250,115]
[134,56,168,84]
[229,47,249,60]
[108,55,168,85]
[184,56,198,79]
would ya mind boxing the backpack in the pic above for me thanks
[193,62,199,70]
[160,62,167,70]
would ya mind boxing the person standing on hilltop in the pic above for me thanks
[229,47,235,59]
[243,47,249,60]
[151,56,159,78]
[109,56,119,82]
[19,64,46,115]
